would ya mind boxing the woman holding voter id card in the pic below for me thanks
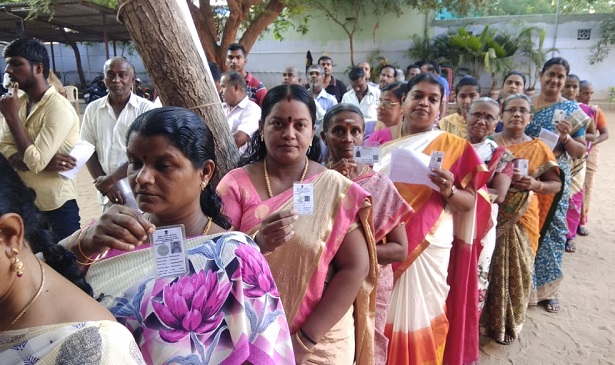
[482,94,561,345]
[524,57,591,314]
[369,73,489,365]
[320,103,414,365]
[62,107,294,364]
[217,84,378,365]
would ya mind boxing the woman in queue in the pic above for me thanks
[437,76,481,139]
[0,154,144,363]
[464,97,514,314]
[368,73,488,365]
[525,57,591,313]
[577,80,609,236]
[562,74,596,253]
[320,103,413,365]
[481,94,561,345]
[65,107,293,364]
[495,71,526,132]
[217,84,378,364]
[373,82,405,133]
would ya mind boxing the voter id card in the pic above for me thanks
[151,224,188,277]
[353,146,380,165]
[428,151,445,170]
[293,182,314,215]
[513,159,529,176]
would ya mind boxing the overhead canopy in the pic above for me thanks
[0,0,131,43]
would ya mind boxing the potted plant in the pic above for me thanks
[484,33,518,99]
[517,27,558,96]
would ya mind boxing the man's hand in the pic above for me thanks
[44,153,77,172]
[8,153,28,171]
[0,83,21,120]
[93,174,117,194]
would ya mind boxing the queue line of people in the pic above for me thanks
[0,36,609,365]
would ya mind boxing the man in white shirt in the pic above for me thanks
[342,67,380,121]
[307,64,337,124]
[221,71,260,153]
[80,57,156,211]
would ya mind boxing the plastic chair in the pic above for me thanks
[64,85,80,114]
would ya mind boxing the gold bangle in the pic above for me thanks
[294,332,314,353]
[77,226,94,261]
[537,181,544,192]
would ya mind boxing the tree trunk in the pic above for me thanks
[117,0,238,184]
[59,28,86,87]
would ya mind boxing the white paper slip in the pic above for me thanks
[293,182,314,215]
[388,148,439,191]
[353,146,380,165]
[428,151,445,170]
[116,178,140,211]
[59,140,96,179]
[151,225,189,278]
[539,128,559,151]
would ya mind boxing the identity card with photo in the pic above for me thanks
[428,151,445,170]
[353,146,380,165]
[293,182,314,215]
[552,109,566,126]
[513,159,529,176]
[151,224,188,278]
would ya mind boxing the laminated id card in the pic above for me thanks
[151,224,188,277]
[428,151,445,170]
[293,182,314,215]
[353,146,380,165]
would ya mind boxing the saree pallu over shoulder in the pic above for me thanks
[378,131,489,365]
[218,169,378,365]
[506,139,560,253]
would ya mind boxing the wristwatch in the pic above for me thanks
[446,185,457,199]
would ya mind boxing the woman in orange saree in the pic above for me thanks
[482,94,561,345]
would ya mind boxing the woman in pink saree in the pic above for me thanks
[218,85,378,364]
[320,103,414,365]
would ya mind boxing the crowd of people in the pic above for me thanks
[0,36,609,365]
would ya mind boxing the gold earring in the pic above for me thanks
[260,133,264,142]
[10,248,25,277]
[200,181,207,191]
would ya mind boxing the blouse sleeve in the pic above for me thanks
[217,170,245,229]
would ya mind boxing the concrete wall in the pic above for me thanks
[433,13,615,99]
[245,5,429,87]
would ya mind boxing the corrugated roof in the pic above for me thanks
[0,0,131,43]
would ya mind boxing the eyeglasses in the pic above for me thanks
[469,112,497,123]
[377,100,400,108]
[503,108,531,115]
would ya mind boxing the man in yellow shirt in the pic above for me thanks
[0,38,80,240]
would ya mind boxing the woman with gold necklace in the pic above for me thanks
[369,74,489,365]
[65,107,293,364]
[320,103,413,365]
[218,85,378,364]
[0,154,144,363]
[482,94,561,345]
[524,57,591,314]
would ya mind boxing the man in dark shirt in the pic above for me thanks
[318,55,346,102]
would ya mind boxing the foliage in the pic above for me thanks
[517,26,558,89]
[461,0,614,17]
[609,86,615,103]
[588,14,615,65]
